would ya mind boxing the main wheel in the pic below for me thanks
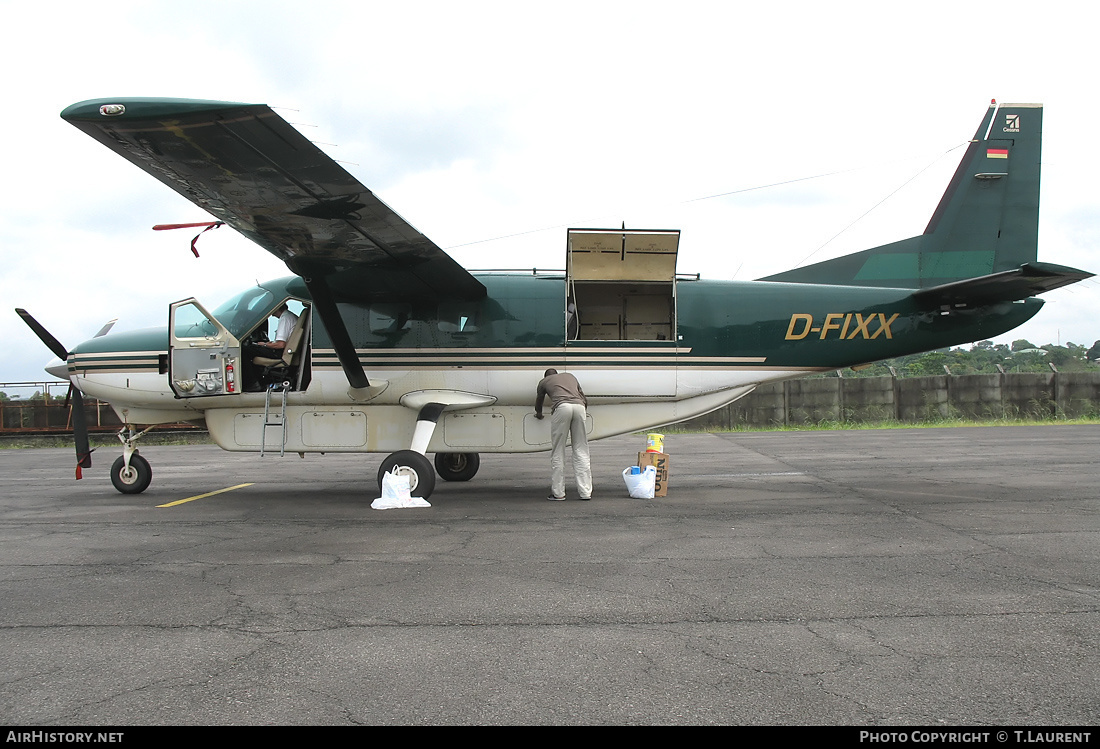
[434,452,480,482]
[378,450,436,499]
[111,454,152,494]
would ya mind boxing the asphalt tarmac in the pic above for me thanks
[1,427,1097,726]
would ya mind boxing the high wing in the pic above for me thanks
[62,97,487,391]
[62,97,484,301]
[61,98,485,300]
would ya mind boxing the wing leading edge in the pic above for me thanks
[60,98,486,302]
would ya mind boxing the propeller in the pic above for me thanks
[14,308,94,479]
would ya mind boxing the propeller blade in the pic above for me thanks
[14,308,69,360]
[68,387,94,479]
[14,309,94,478]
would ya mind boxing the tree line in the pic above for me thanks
[0,390,67,402]
[839,339,1100,378]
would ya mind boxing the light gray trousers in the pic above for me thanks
[549,402,592,498]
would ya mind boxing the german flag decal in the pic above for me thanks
[986,148,1009,159]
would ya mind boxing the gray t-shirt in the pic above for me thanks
[536,372,587,414]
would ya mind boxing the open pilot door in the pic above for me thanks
[168,298,242,397]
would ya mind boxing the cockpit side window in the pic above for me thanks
[172,302,219,339]
[211,287,277,339]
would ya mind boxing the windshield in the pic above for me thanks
[210,286,278,339]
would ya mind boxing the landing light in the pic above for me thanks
[99,104,126,116]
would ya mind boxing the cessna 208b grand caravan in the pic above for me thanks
[16,98,1092,498]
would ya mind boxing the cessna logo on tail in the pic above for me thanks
[1004,114,1020,133]
[785,313,901,340]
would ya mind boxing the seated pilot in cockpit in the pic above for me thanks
[243,303,299,390]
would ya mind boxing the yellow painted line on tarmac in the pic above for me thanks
[157,483,255,508]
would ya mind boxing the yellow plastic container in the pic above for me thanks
[645,433,664,453]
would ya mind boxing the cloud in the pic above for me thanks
[4,1,1099,385]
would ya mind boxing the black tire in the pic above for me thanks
[434,452,480,482]
[378,450,436,499]
[111,454,152,494]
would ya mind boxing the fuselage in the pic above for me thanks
[62,273,1042,453]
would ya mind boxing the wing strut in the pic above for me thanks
[302,276,370,391]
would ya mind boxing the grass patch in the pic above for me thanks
[663,415,1100,433]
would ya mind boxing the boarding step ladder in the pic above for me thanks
[260,384,288,457]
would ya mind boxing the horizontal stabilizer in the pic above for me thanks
[912,262,1093,307]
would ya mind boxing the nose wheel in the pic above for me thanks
[111,453,152,494]
[109,425,155,494]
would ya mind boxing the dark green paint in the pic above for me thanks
[71,272,1045,374]
[61,99,1089,382]
[61,98,256,121]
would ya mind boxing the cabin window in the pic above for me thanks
[369,303,411,334]
[437,302,480,334]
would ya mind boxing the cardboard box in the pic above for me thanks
[637,451,669,497]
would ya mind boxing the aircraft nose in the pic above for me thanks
[45,357,70,380]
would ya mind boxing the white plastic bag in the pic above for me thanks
[371,470,431,510]
[622,465,657,499]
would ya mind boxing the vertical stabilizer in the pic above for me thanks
[761,102,1043,288]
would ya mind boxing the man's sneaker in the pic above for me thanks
[579,495,591,501]
[547,494,566,501]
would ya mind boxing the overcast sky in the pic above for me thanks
[3,0,1098,387]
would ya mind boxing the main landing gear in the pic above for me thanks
[434,452,480,482]
[374,403,481,500]
[375,451,481,500]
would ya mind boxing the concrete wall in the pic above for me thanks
[685,371,1100,429]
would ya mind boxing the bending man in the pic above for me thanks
[534,368,592,501]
